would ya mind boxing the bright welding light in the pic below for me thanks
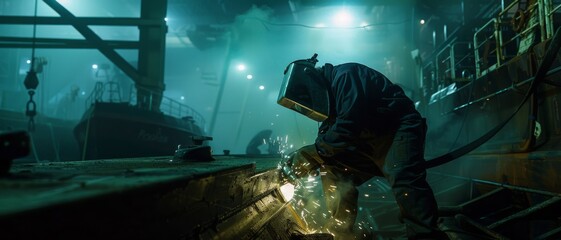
[280,183,295,201]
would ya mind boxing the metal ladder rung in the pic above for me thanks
[488,196,561,230]
[536,226,561,240]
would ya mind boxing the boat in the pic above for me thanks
[419,0,561,194]
[74,81,207,160]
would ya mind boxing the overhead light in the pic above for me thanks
[236,64,246,71]
[333,8,353,27]
[420,19,426,25]
[92,64,98,69]
[246,74,253,80]
[258,85,265,90]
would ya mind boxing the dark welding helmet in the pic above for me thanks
[277,54,329,122]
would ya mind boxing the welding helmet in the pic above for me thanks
[277,54,329,122]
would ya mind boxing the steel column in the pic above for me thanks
[136,0,168,111]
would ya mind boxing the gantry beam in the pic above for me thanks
[0,16,161,26]
[0,36,139,49]
[0,0,168,111]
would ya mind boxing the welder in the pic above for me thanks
[278,54,444,239]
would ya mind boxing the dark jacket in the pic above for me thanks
[315,63,421,159]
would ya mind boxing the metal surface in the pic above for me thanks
[0,155,310,239]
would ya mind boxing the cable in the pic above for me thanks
[240,17,411,30]
[31,0,38,64]
[447,79,477,153]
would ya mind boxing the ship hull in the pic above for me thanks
[74,102,204,160]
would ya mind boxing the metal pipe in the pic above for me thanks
[499,0,520,18]
[430,171,561,197]
[443,24,448,42]
[545,0,561,38]
[474,18,498,77]
[461,0,465,25]
[539,0,547,41]
[208,36,233,135]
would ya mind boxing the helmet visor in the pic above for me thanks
[277,61,329,122]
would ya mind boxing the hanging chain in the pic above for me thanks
[24,0,39,132]
[26,90,37,131]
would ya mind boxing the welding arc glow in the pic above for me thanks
[280,183,295,201]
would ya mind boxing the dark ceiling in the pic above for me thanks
[164,0,499,52]
[168,0,497,25]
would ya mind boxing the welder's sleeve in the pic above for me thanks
[315,72,380,158]
[285,144,324,179]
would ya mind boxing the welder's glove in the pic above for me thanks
[280,144,324,184]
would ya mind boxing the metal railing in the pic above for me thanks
[498,0,544,54]
[436,40,474,84]
[84,81,124,106]
[129,85,206,130]
[474,18,502,78]
[424,0,560,103]
[544,0,561,38]
[84,81,206,131]
[474,0,557,78]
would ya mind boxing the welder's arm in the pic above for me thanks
[280,145,324,184]
[315,72,378,158]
